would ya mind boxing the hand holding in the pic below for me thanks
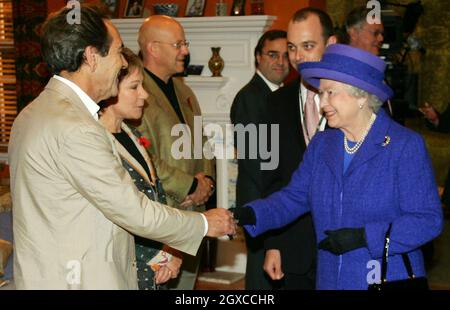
[204,208,236,237]
[419,102,439,126]
[264,249,284,280]
[154,254,182,284]
[154,265,172,285]
[190,174,214,206]
[318,228,366,255]
[180,195,194,208]
[165,255,182,279]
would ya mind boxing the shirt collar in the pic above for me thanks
[145,68,173,89]
[300,82,319,104]
[53,75,100,120]
[256,70,282,92]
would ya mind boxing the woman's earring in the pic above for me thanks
[359,103,363,109]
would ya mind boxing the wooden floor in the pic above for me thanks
[195,278,245,290]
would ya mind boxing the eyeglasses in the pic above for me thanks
[153,40,190,49]
[361,27,384,38]
[261,51,289,60]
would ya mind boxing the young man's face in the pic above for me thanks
[287,14,328,71]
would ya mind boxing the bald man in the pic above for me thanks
[136,16,215,290]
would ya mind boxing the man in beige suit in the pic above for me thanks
[8,6,235,290]
[137,16,215,289]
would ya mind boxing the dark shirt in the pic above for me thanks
[113,130,151,179]
[145,69,186,124]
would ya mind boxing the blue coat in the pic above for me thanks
[245,109,443,289]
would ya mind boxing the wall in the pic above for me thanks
[48,0,324,30]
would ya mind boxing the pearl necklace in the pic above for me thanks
[344,113,377,154]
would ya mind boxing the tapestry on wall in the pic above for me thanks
[13,0,50,112]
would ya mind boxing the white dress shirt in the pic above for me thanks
[53,75,100,120]
[257,70,282,92]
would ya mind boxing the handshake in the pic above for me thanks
[228,207,256,226]
[202,206,256,239]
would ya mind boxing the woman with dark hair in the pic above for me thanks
[99,48,181,290]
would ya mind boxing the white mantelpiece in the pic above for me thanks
[113,15,276,274]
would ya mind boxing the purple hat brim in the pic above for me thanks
[299,44,394,102]
[300,60,394,102]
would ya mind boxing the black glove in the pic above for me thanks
[229,207,256,226]
[318,228,366,255]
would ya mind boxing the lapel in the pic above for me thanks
[173,77,196,130]
[251,73,272,96]
[113,123,155,185]
[143,72,182,125]
[345,109,392,176]
[144,72,194,128]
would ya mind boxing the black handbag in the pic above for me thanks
[368,224,429,290]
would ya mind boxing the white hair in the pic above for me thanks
[346,85,383,112]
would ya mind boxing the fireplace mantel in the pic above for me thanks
[113,15,276,274]
[113,15,276,33]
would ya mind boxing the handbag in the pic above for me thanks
[368,223,429,290]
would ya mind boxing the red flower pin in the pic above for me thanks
[138,136,151,148]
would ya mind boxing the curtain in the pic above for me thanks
[13,0,49,112]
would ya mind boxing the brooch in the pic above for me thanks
[382,136,391,147]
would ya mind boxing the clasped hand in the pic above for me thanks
[318,228,366,255]
[180,173,215,208]
[204,208,237,238]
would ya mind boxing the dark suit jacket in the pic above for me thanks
[230,73,274,289]
[263,78,317,276]
[230,74,272,207]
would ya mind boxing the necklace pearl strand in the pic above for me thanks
[344,113,377,154]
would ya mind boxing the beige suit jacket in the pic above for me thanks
[137,74,214,209]
[8,78,205,289]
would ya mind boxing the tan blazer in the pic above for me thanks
[137,74,214,209]
[8,78,205,289]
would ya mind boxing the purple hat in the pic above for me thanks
[299,44,393,102]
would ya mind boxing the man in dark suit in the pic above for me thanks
[262,8,336,289]
[230,30,289,289]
